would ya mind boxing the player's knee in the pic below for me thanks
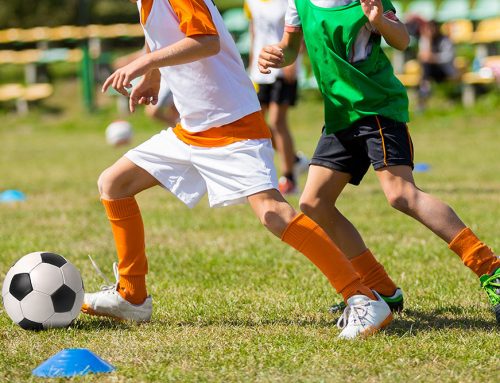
[386,188,416,214]
[299,195,333,221]
[257,203,295,236]
[97,168,113,198]
[97,167,129,199]
[259,209,281,232]
[299,197,319,218]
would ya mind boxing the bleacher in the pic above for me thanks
[0,24,144,113]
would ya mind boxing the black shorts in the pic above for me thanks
[311,116,414,185]
[257,77,298,106]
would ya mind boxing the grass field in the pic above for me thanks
[0,83,499,382]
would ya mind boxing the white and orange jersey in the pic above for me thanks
[137,0,270,146]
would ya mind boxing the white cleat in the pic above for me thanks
[81,261,152,323]
[337,292,393,339]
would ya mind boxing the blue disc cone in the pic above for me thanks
[32,348,115,378]
[0,189,26,203]
[414,163,430,173]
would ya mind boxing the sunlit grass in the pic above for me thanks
[0,86,499,382]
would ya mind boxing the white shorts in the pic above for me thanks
[125,128,278,208]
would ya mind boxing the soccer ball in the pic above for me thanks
[2,252,84,330]
[105,120,133,146]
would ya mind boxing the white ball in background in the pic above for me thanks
[105,120,133,146]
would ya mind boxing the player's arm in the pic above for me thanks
[104,0,220,95]
[361,0,409,51]
[102,35,219,95]
[146,35,220,68]
[258,30,303,74]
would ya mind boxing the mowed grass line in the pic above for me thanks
[0,91,499,382]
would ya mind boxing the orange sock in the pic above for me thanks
[351,249,398,296]
[102,197,148,304]
[449,228,500,277]
[281,213,375,302]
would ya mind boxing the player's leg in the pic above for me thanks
[299,125,402,310]
[82,156,159,321]
[300,165,400,301]
[368,116,500,311]
[376,164,500,273]
[376,164,500,321]
[268,101,298,194]
[247,189,393,338]
[300,166,367,257]
[83,129,202,322]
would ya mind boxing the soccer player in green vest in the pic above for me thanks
[258,0,500,325]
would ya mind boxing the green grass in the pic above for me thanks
[0,83,499,382]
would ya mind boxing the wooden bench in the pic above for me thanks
[461,56,499,107]
[395,59,421,89]
[0,83,54,114]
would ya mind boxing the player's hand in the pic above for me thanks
[360,0,384,27]
[102,55,152,97]
[128,69,161,113]
[258,45,284,74]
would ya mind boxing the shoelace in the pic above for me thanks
[336,306,350,330]
[88,255,119,291]
[336,303,370,330]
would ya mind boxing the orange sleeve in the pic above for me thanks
[168,0,219,36]
[141,0,154,25]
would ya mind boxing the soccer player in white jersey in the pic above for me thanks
[245,0,308,195]
[81,0,393,339]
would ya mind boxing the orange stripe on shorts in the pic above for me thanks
[375,116,387,167]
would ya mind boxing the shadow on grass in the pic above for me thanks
[166,317,336,328]
[72,315,337,331]
[72,317,134,331]
[387,306,498,336]
[71,306,498,335]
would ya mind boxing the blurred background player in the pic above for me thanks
[245,0,308,195]
[417,20,457,111]
[114,48,179,126]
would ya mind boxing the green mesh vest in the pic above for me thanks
[295,0,409,134]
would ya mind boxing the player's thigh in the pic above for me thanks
[376,165,417,203]
[300,165,351,207]
[98,157,160,199]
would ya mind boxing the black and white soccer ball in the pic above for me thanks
[2,252,84,330]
